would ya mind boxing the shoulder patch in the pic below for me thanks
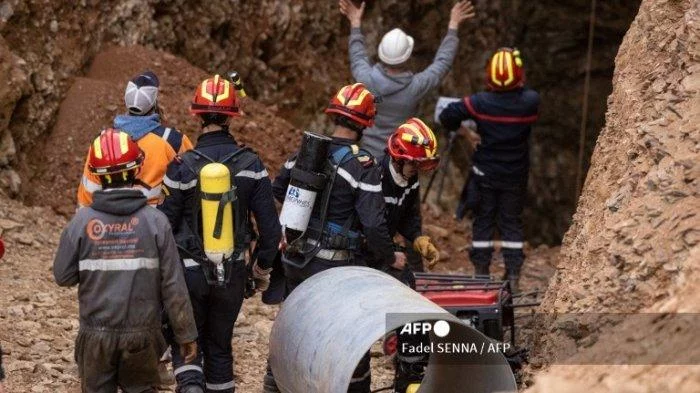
[357,154,375,167]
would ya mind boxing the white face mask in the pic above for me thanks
[389,158,409,187]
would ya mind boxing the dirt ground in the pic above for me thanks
[0,189,557,392]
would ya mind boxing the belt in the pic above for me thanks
[306,239,351,261]
[183,254,244,268]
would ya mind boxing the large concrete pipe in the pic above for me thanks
[269,266,517,393]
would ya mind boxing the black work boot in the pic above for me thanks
[473,264,490,277]
[394,359,427,393]
[179,385,204,393]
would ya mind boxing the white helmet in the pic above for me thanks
[378,28,414,66]
[124,71,159,115]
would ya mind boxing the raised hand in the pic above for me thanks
[339,0,366,28]
[449,1,476,30]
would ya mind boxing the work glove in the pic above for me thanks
[252,261,272,292]
[181,341,198,364]
[413,236,440,269]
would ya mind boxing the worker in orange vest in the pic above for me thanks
[77,71,193,206]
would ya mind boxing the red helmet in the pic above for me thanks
[486,47,525,91]
[190,74,240,117]
[325,83,376,128]
[88,128,144,176]
[387,118,440,172]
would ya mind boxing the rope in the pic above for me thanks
[575,0,597,199]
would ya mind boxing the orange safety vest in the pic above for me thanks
[77,127,193,206]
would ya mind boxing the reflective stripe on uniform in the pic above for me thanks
[138,185,162,200]
[472,241,494,248]
[236,169,269,180]
[163,175,198,190]
[500,241,524,249]
[174,364,203,376]
[161,127,172,142]
[82,176,102,192]
[336,168,382,192]
[206,381,235,391]
[283,160,296,169]
[472,241,523,249]
[472,166,485,176]
[78,257,159,272]
[384,181,419,206]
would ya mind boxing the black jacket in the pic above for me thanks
[273,137,395,265]
[159,130,280,269]
[439,88,539,184]
[380,155,421,242]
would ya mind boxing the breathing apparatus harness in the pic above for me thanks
[176,145,258,286]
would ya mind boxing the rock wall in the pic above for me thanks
[526,0,699,390]
[0,0,640,243]
[20,45,299,216]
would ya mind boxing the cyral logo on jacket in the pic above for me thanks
[86,217,140,240]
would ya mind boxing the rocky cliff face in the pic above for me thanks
[0,0,639,242]
[526,0,700,390]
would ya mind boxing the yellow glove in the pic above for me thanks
[413,235,440,269]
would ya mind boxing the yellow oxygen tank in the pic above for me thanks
[200,163,234,264]
[406,383,421,393]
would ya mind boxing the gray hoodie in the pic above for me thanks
[349,27,460,157]
[53,189,197,344]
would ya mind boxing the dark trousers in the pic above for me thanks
[172,264,246,393]
[75,327,166,393]
[469,176,526,272]
[265,257,371,393]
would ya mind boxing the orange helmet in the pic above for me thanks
[88,128,144,182]
[190,74,240,117]
[387,118,440,172]
[485,48,525,91]
[325,83,376,128]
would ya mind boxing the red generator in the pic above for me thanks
[413,272,516,346]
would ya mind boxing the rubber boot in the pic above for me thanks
[179,385,204,393]
[473,264,490,277]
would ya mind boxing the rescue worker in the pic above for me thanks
[264,83,406,393]
[159,75,280,393]
[373,118,441,278]
[439,48,540,292]
[53,128,198,393]
[376,118,442,393]
[77,71,193,206]
[339,0,476,158]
